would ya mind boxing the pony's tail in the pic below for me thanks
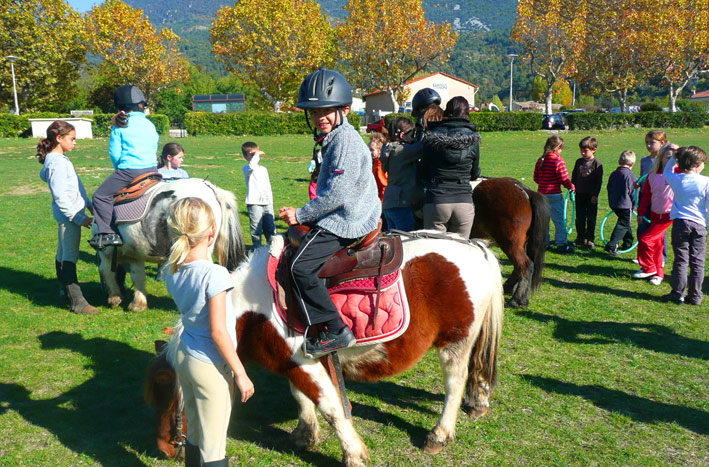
[210,182,247,271]
[526,188,550,291]
[464,252,504,414]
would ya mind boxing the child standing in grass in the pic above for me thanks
[662,146,709,305]
[638,130,668,239]
[241,141,276,249]
[605,151,638,256]
[38,120,98,315]
[166,197,254,467]
[158,143,189,181]
[571,136,603,249]
[369,132,388,202]
[534,135,575,252]
[633,144,677,285]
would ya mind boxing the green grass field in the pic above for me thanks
[0,128,707,466]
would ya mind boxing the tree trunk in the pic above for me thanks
[387,89,398,113]
[668,81,689,113]
[545,82,554,115]
[260,88,282,112]
[617,89,628,113]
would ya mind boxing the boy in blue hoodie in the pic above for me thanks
[89,84,159,250]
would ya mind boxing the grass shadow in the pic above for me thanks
[516,310,709,360]
[523,375,708,435]
[0,266,72,307]
[542,276,659,301]
[0,331,156,465]
[230,366,341,466]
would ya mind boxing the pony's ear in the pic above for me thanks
[155,340,167,353]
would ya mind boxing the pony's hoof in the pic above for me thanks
[127,301,147,312]
[289,424,321,449]
[108,296,122,308]
[505,298,526,308]
[463,403,489,419]
[343,451,369,467]
[422,432,451,455]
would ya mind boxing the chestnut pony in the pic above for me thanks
[471,177,550,308]
[145,233,504,465]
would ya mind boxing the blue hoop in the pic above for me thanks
[563,190,575,235]
[600,210,639,253]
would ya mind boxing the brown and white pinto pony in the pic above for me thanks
[146,234,504,466]
[471,177,550,308]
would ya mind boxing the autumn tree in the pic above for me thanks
[511,0,587,114]
[210,0,335,112]
[640,0,709,112]
[85,0,186,103]
[337,0,457,108]
[0,0,86,112]
[576,0,646,112]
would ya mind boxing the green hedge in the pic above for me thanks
[184,111,361,136]
[384,112,541,132]
[0,113,170,138]
[567,111,707,130]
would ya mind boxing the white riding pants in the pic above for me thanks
[174,347,234,462]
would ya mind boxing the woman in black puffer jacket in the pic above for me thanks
[419,96,481,237]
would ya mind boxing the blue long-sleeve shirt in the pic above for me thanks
[108,112,159,170]
[39,152,92,226]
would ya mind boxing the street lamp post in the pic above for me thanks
[507,54,517,112]
[5,55,19,115]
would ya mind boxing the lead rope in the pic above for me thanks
[172,393,186,456]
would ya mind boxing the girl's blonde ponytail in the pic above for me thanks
[166,198,216,273]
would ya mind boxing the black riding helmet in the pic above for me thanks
[412,88,441,117]
[114,84,146,112]
[297,68,352,139]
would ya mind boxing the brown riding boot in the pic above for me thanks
[61,262,99,315]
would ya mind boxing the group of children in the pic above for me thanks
[534,130,708,305]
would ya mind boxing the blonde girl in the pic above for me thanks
[38,120,98,314]
[165,197,253,467]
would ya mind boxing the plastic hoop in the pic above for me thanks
[600,209,639,253]
[563,190,575,235]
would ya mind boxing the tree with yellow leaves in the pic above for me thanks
[0,0,86,112]
[337,0,457,110]
[511,0,587,114]
[639,0,708,112]
[85,0,186,103]
[210,0,335,112]
[577,0,646,113]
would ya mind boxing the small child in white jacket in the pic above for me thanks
[241,141,276,248]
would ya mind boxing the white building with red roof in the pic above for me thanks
[363,72,479,123]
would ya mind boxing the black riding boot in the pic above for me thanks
[55,260,66,301]
[61,262,99,314]
[184,441,201,467]
[202,458,228,467]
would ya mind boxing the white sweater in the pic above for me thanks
[242,154,273,205]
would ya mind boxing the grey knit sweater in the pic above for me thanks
[296,120,381,239]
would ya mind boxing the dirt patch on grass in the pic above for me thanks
[6,184,49,195]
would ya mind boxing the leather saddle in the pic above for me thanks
[113,172,163,206]
[274,222,404,331]
[284,221,403,289]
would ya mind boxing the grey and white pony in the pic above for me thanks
[94,178,246,311]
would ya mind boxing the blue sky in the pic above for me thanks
[67,0,102,13]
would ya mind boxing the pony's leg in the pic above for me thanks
[127,262,148,312]
[298,361,369,467]
[504,247,532,308]
[98,250,123,308]
[288,381,322,448]
[423,338,475,454]
[463,373,492,419]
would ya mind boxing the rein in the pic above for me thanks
[385,230,490,260]
[171,386,186,456]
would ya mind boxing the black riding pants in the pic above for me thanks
[290,228,356,330]
[92,167,157,234]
